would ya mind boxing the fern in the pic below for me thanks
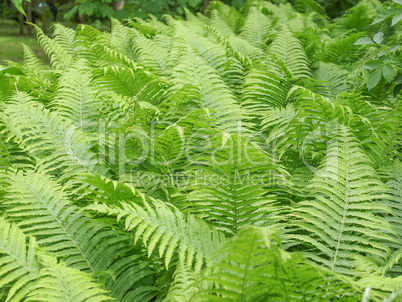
[269,25,311,79]
[239,7,272,46]
[0,218,41,302]
[364,99,402,168]
[87,199,226,270]
[0,217,112,302]
[1,92,108,179]
[287,126,397,274]
[241,67,290,118]
[52,59,104,132]
[164,257,198,302]
[73,24,111,62]
[128,26,168,75]
[3,170,158,301]
[184,133,286,235]
[313,61,352,94]
[182,226,360,301]
[32,24,73,70]
[52,24,76,56]
[169,49,244,132]
[1,0,401,299]
[27,256,112,302]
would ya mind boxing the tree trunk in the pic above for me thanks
[19,11,24,35]
[204,0,212,11]
[112,1,124,12]
[41,0,46,33]
[75,11,83,23]
[27,0,32,35]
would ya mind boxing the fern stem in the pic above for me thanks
[240,233,255,302]
[331,140,348,271]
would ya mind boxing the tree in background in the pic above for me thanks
[1,0,57,34]
[61,0,372,23]
[62,0,247,22]
[1,0,386,34]
[316,0,364,18]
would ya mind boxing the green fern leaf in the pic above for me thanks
[3,170,158,301]
[32,24,73,70]
[27,256,112,302]
[2,93,108,179]
[169,49,244,132]
[52,23,76,56]
[241,67,290,118]
[287,126,398,274]
[0,218,41,302]
[186,226,360,301]
[269,25,311,79]
[86,199,226,269]
[239,7,272,47]
[184,133,286,236]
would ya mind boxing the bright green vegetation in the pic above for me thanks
[0,0,401,301]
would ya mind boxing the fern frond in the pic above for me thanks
[364,99,402,167]
[183,8,208,34]
[317,33,365,64]
[241,67,290,118]
[169,49,244,132]
[313,61,352,94]
[22,44,48,75]
[261,104,297,134]
[0,138,11,172]
[334,0,382,32]
[269,25,311,79]
[164,256,198,302]
[239,7,272,47]
[52,59,104,132]
[208,26,253,70]
[4,170,111,271]
[175,23,228,75]
[3,170,158,301]
[0,128,35,172]
[73,24,111,62]
[134,15,170,34]
[110,18,137,61]
[27,256,112,302]
[208,9,236,38]
[86,199,226,269]
[1,93,108,179]
[284,166,315,200]
[32,24,73,70]
[357,273,402,301]
[90,43,139,70]
[293,0,326,16]
[0,218,41,302]
[379,161,402,276]
[128,27,168,75]
[380,161,402,239]
[186,226,360,301]
[184,133,286,236]
[289,86,354,124]
[52,23,76,56]
[263,86,356,166]
[287,126,397,274]
[93,66,166,102]
[126,18,160,36]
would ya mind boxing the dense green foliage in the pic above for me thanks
[0,0,401,301]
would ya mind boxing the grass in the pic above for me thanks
[0,20,47,65]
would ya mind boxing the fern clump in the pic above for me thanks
[0,0,401,301]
